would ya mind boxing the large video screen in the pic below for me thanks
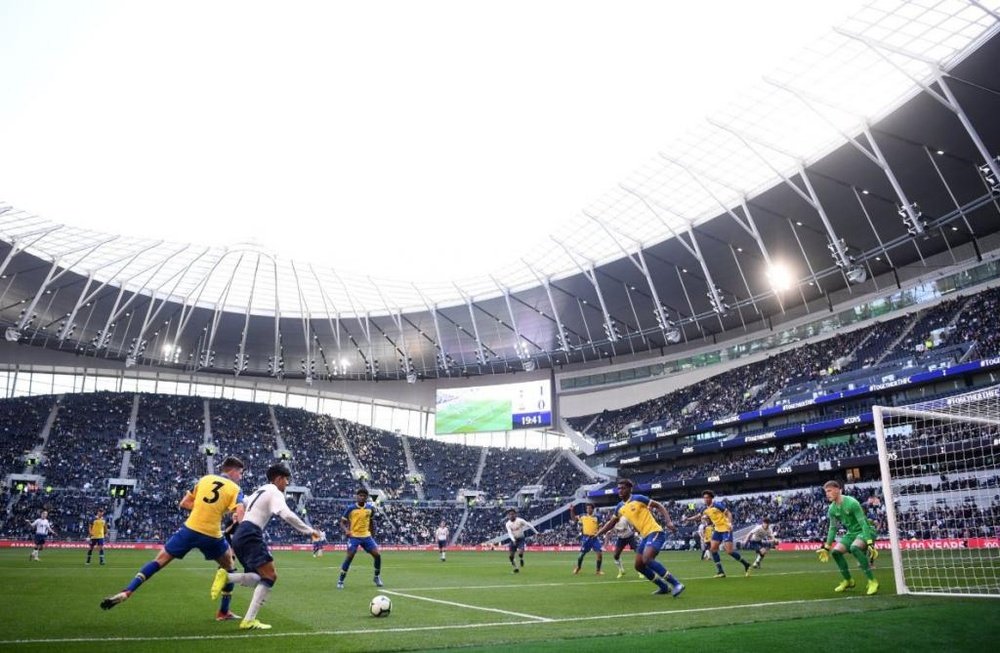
[435,379,553,434]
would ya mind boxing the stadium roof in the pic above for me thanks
[2,0,999,380]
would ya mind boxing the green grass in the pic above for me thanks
[435,399,511,434]
[1,548,998,652]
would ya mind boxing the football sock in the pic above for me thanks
[664,573,681,588]
[244,577,274,622]
[711,551,723,573]
[614,558,624,572]
[86,549,92,563]
[99,549,105,564]
[228,572,261,587]
[576,554,585,569]
[831,550,851,580]
[374,556,382,576]
[849,545,875,580]
[596,557,602,572]
[647,559,667,577]
[729,551,746,564]
[219,567,237,613]
[509,554,516,567]
[125,560,161,593]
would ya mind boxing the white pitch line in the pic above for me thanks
[389,569,820,592]
[0,596,864,645]
[380,589,553,622]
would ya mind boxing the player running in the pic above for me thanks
[504,508,538,573]
[570,504,604,576]
[211,463,321,631]
[816,480,878,595]
[743,518,777,569]
[683,490,751,578]
[27,510,57,561]
[86,509,107,565]
[595,479,684,596]
[337,488,383,589]
[101,456,246,621]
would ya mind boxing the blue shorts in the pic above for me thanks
[615,535,639,552]
[165,525,230,561]
[33,534,47,547]
[711,530,734,543]
[579,535,603,554]
[437,539,447,549]
[232,522,272,571]
[638,531,666,553]
[508,537,526,553]
[347,536,379,554]
[89,538,105,547]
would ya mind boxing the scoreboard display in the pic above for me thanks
[435,379,553,434]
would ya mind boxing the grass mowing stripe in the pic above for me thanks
[0,596,856,644]
[381,589,553,621]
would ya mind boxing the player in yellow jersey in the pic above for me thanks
[101,456,246,620]
[595,479,685,596]
[85,509,107,565]
[337,488,383,589]
[570,503,604,575]
[683,490,751,578]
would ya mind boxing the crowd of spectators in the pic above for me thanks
[272,407,356,497]
[40,392,132,488]
[946,285,1000,359]
[341,423,410,498]
[575,322,888,440]
[210,400,276,483]
[407,437,482,500]
[0,394,53,476]
[478,448,555,499]
[133,393,206,499]
[537,454,594,499]
[880,297,965,363]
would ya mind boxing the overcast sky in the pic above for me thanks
[0,0,868,282]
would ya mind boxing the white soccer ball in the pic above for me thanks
[370,594,392,617]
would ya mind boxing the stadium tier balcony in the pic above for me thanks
[946,286,1000,359]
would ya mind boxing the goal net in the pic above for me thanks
[873,386,1000,598]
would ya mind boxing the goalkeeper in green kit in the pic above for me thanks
[816,480,879,595]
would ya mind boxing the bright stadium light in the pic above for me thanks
[766,262,795,292]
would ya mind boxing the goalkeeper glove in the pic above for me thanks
[816,544,830,563]
[866,539,879,561]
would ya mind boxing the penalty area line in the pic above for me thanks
[381,589,553,621]
[0,596,863,644]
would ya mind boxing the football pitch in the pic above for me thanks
[435,399,510,434]
[0,548,997,652]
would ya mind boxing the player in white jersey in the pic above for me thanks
[27,510,57,561]
[743,518,777,569]
[609,514,639,579]
[504,508,538,573]
[435,522,450,562]
[211,464,320,631]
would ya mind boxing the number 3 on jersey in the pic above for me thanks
[203,480,225,503]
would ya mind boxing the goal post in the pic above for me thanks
[872,386,1000,598]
